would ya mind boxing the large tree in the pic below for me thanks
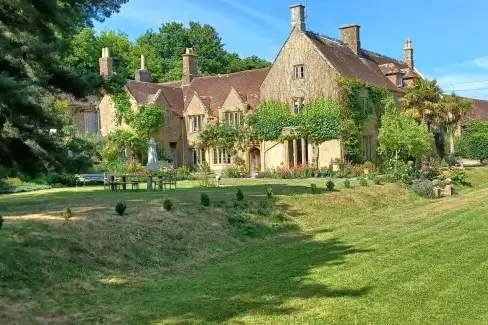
[0,0,128,175]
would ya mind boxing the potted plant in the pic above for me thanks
[363,161,373,174]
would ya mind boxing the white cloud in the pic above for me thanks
[472,56,488,69]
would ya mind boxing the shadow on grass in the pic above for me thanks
[95,234,372,324]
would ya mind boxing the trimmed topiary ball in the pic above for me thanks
[115,201,127,216]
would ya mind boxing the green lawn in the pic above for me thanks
[1,171,488,324]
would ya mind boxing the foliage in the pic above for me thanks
[400,79,443,124]
[45,173,78,187]
[177,166,192,180]
[258,165,315,179]
[157,147,173,162]
[337,78,389,162]
[446,168,468,184]
[378,96,433,161]
[0,0,127,176]
[310,183,318,194]
[343,179,351,188]
[358,176,368,186]
[99,130,149,163]
[382,159,414,184]
[163,199,173,211]
[131,105,166,136]
[411,179,434,198]
[248,101,294,141]
[111,91,133,125]
[236,188,244,201]
[200,193,211,207]
[62,208,73,222]
[0,215,3,230]
[198,122,240,151]
[455,120,488,162]
[222,165,241,178]
[115,201,127,216]
[326,179,335,191]
[213,199,227,208]
[444,153,458,167]
[266,186,273,199]
[227,211,246,225]
[0,185,52,194]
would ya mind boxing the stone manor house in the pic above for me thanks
[76,4,488,175]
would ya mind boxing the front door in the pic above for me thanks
[249,148,260,178]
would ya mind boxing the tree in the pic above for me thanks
[296,98,341,167]
[442,94,472,154]
[0,0,128,176]
[378,96,433,161]
[248,101,294,141]
[400,78,443,125]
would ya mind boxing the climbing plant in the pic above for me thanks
[198,121,241,153]
[337,77,389,162]
[131,104,166,136]
[248,100,295,141]
[110,91,133,125]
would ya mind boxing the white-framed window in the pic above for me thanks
[224,111,243,126]
[397,73,404,88]
[164,109,171,127]
[191,148,206,165]
[293,97,304,114]
[84,111,99,133]
[362,135,374,161]
[188,115,205,132]
[213,148,231,165]
[293,64,305,79]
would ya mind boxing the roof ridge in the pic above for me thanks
[192,67,270,81]
[363,49,403,64]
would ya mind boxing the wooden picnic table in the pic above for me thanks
[107,171,177,192]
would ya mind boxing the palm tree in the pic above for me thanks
[442,93,472,154]
[400,78,444,126]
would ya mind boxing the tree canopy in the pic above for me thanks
[0,0,127,175]
[65,22,270,82]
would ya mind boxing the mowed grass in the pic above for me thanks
[1,170,488,324]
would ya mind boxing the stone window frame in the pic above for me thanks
[213,148,232,165]
[164,109,171,128]
[223,110,243,126]
[187,114,205,133]
[293,64,305,80]
[191,148,206,165]
[292,97,305,114]
[396,73,404,88]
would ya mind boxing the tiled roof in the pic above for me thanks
[305,32,402,93]
[126,80,184,116]
[463,97,488,121]
[183,68,269,116]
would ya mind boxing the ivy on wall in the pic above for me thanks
[337,77,388,163]
[247,100,295,141]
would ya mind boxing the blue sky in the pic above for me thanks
[95,0,488,99]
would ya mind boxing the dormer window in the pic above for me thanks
[293,64,305,79]
[397,73,404,88]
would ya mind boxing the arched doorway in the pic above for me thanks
[249,147,261,178]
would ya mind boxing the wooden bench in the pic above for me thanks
[76,174,105,186]
[154,170,177,191]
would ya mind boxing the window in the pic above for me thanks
[191,148,206,165]
[293,64,305,79]
[213,148,231,165]
[293,98,304,114]
[224,111,243,126]
[362,135,374,161]
[396,73,404,88]
[164,110,171,127]
[361,97,368,113]
[84,111,99,133]
[188,115,205,132]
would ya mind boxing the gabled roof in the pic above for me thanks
[183,68,269,116]
[126,80,184,116]
[305,32,402,93]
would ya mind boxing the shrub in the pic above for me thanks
[163,199,173,211]
[213,199,227,208]
[272,211,286,222]
[45,173,77,187]
[62,207,72,221]
[115,201,127,215]
[0,184,52,194]
[449,168,468,184]
[412,179,434,198]
[358,176,368,186]
[200,193,211,206]
[266,186,273,198]
[343,179,351,188]
[227,211,246,224]
[363,161,373,169]
[177,166,191,180]
[373,177,381,185]
[233,200,248,210]
[245,224,258,237]
[310,183,318,194]
[326,179,335,191]
[444,154,458,167]
[0,215,3,230]
[0,178,7,190]
[6,177,23,186]
[222,165,240,178]
[236,188,244,201]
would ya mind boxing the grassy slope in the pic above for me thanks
[1,170,488,324]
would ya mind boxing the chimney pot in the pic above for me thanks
[403,38,414,69]
[290,4,305,31]
[340,24,361,55]
[99,47,112,78]
[135,54,151,82]
[182,48,197,86]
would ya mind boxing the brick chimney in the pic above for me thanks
[99,47,112,78]
[403,39,414,69]
[340,24,361,55]
[135,55,152,82]
[182,48,197,86]
[290,4,305,31]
